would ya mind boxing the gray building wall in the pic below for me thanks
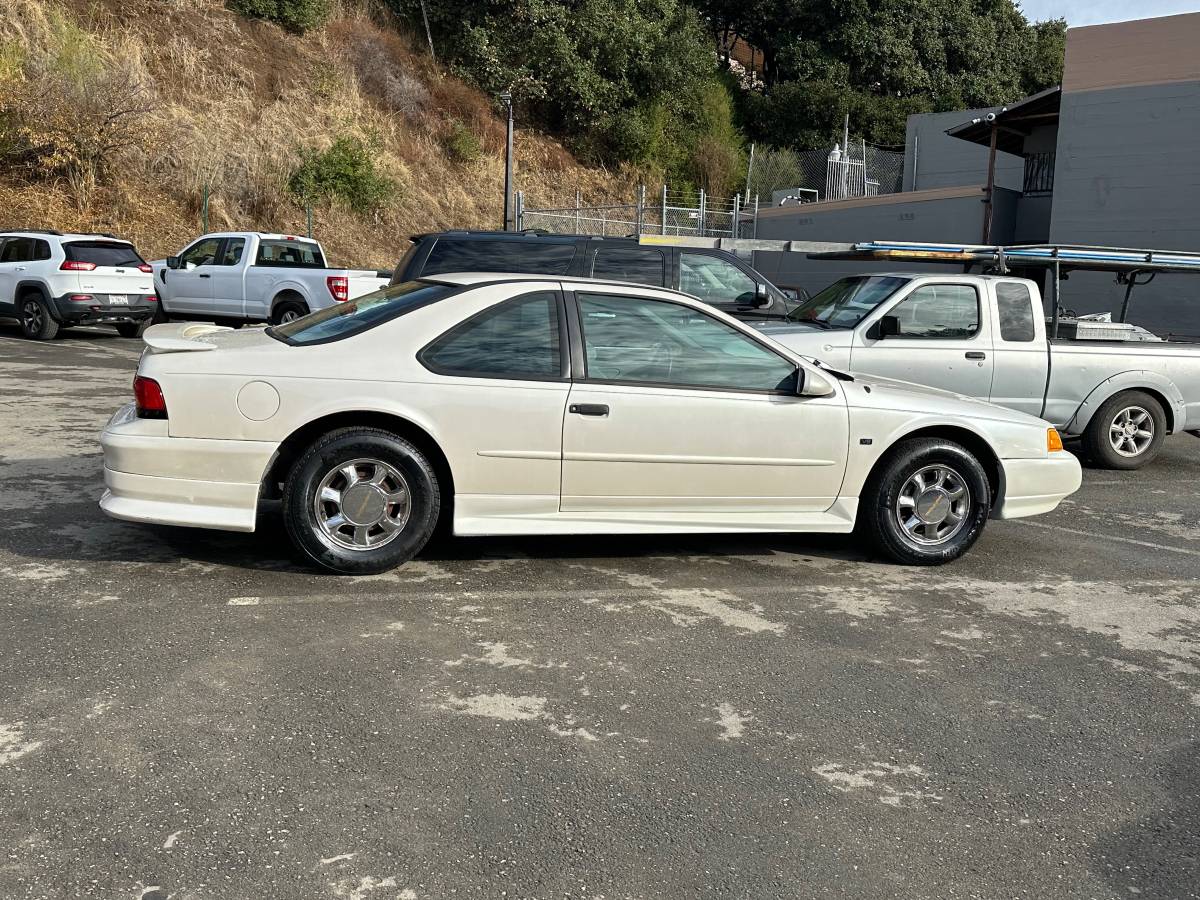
[1049,80,1200,335]
[903,109,1023,193]
[751,188,1020,297]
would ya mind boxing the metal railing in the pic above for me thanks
[516,185,759,239]
[1022,152,1055,195]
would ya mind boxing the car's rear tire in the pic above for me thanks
[19,295,59,340]
[861,438,991,565]
[270,299,308,325]
[282,427,441,574]
[115,322,142,338]
[1082,390,1165,470]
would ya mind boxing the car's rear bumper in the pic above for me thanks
[993,453,1083,519]
[99,405,275,532]
[53,293,155,325]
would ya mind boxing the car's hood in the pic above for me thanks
[757,323,854,370]
[849,371,1051,428]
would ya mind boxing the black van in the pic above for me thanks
[391,231,797,321]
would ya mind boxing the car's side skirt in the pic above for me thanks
[453,495,859,536]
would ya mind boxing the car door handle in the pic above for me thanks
[965,351,986,360]
[198,273,211,278]
[569,403,609,417]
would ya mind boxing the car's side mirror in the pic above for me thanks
[798,367,835,397]
[754,282,771,308]
[875,315,901,339]
[166,256,181,269]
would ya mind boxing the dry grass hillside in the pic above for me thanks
[0,0,631,268]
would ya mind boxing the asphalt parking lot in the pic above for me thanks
[1,324,1198,900]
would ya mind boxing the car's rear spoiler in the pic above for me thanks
[142,322,232,352]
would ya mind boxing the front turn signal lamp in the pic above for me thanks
[1047,428,1064,452]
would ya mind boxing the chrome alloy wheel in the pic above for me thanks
[21,299,44,335]
[279,308,302,323]
[1109,406,1154,458]
[894,464,971,547]
[313,458,411,551]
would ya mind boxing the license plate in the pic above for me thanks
[108,295,128,305]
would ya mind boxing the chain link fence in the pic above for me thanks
[747,142,905,208]
[517,186,757,239]
[516,140,906,237]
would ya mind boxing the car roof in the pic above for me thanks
[410,229,637,244]
[420,271,695,299]
[0,230,133,243]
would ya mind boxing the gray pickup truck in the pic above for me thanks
[759,272,1200,469]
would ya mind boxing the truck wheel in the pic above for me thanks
[271,299,308,325]
[150,298,168,325]
[282,427,441,575]
[861,438,991,565]
[1083,390,1165,470]
[19,295,59,340]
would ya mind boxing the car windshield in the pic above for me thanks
[268,280,456,345]
[785,276,910,328]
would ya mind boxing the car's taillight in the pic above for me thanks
[61,260,97,271]
[68,294,94,303]
[138,264,152,273]
[145,294,158,302]
[327,276,349,302]
[134,375,167,419]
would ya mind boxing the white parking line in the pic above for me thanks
[1016,519,1200,557]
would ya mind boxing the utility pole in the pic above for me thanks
[419,0,436,63]
[500,90,514,231]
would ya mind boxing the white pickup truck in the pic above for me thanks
[152,232,389,325]
[761,272,1200,469]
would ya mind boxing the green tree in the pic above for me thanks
[228,0,332,33]
[386,0,724,173]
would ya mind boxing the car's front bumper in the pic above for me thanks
[993,453,1083,519]
[99,404,275,533]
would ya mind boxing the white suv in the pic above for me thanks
[0,230,157,340]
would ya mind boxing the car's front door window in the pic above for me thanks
[884,284,980,338]
[679,252,757,310]
[181,238,221,268]
[577,292,795,392]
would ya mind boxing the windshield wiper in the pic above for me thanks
[791,315,832,329]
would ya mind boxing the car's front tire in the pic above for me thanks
[282,428,441,574]
[19,295,59,340]
[861,438,991,565]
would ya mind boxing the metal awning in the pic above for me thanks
[946,87,1062,155]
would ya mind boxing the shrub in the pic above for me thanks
[444,121,482,165]
[228,0,332,32]
[288,137,394,213]
[0,51,157,208]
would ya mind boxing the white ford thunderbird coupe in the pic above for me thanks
[99,274,1081,573]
